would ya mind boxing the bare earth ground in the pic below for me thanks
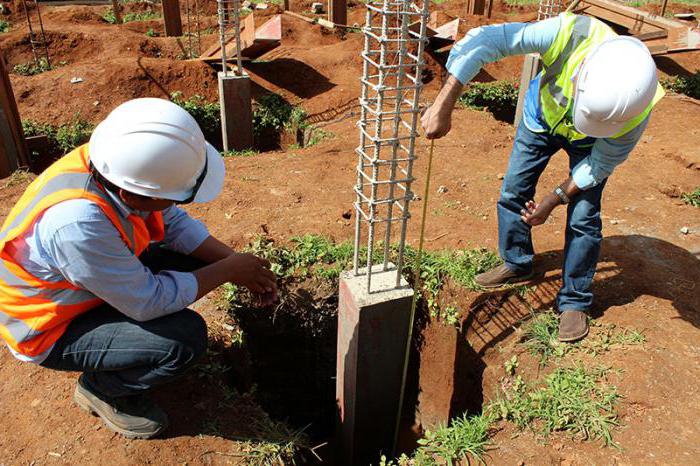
[1,1,699,464]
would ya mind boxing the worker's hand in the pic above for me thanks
[520,194,560,226]
[421,104,452,139]
[226,253,278,296]
[254,290,279,308]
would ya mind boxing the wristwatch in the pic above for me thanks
[553,186,570,205]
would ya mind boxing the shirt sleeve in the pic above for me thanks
[161,205,210,255]
[571,114,650,190]
[446,16,561,85]
[42,204,199,322]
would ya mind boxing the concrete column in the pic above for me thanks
[514,53,541,129]
[336,266,414,465]
[162,0,183,37]
[328,0,347,25]
[218,72,254,153]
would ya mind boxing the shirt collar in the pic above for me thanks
[104,188,149,219]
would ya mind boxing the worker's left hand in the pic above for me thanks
[520,194,560,226]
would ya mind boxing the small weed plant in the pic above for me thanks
[681,187,700,207]
[459,81,519,120]
[492,365,621,446]
[2,169,33,189]
[661,71,700,100]
[223,149,259,157]
[0,19,10,33]
[13,58,52,76]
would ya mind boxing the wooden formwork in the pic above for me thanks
[574,0,700,54]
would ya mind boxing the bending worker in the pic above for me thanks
[422,12,663,342]
[0,98,277,439]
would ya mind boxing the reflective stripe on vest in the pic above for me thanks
[0,145,164,357]
[539,12,664,141]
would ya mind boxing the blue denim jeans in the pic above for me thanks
[497,123,606,312]
[40,246,208,398]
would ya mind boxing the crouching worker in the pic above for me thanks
[0,98,277,439]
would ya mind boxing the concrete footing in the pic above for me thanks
[336,266,414,465]
[218,72,254,153]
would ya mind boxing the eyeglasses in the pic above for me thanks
[176,155,209,205]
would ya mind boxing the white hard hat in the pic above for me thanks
[572,36,658,138]
[89,97,225,203]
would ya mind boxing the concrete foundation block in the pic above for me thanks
[336,265,414,465]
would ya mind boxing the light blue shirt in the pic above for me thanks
[6,190,210,363]
[446,16,649,190]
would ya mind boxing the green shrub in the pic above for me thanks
[22,118,95,158]
[0,19,10,33]
[682,187,700,208]
[102,8,161,24]
[170,92,221,142]
[661,71,700,100]
[253,93,295,135]
[459,81,519,122]
[13,58,52,76]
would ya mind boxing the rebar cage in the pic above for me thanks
[352,0,430,293]
[537,0,563,20]
[217,0,244,75]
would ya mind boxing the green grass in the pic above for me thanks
[246,235,499,326]
[223,149,259,157]
[681,187,700,207]
[13,58,52,76]
[2,168,32,189]
[492,365,621,446]
[520,311,645,365]
[0,19,10,33]
[503,0,538,5]
[459,81,519,121]
[22,118,95,158]
[661,71,700,100]
[102,8,161,24]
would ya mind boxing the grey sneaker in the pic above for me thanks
[74,375,168,439]
[475,264,534,289]
[558,310,589,342]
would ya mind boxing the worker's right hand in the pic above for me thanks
[226,253,278,296]
[421,104,452,139]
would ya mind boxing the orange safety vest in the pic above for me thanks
[0,144,165,357]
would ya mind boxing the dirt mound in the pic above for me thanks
[12,57,218,124]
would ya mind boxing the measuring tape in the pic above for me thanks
[393,138,436,453]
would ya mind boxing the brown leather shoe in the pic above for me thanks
[475,264,534,289]
[558,310,589,342]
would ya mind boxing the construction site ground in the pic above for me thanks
[0,0,699,464]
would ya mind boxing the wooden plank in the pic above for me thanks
[0,54,28,177]
[162,0,183,37]
[634,29,668,41]
[514,54,540,129]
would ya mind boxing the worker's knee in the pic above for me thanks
[158,310,208,371]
